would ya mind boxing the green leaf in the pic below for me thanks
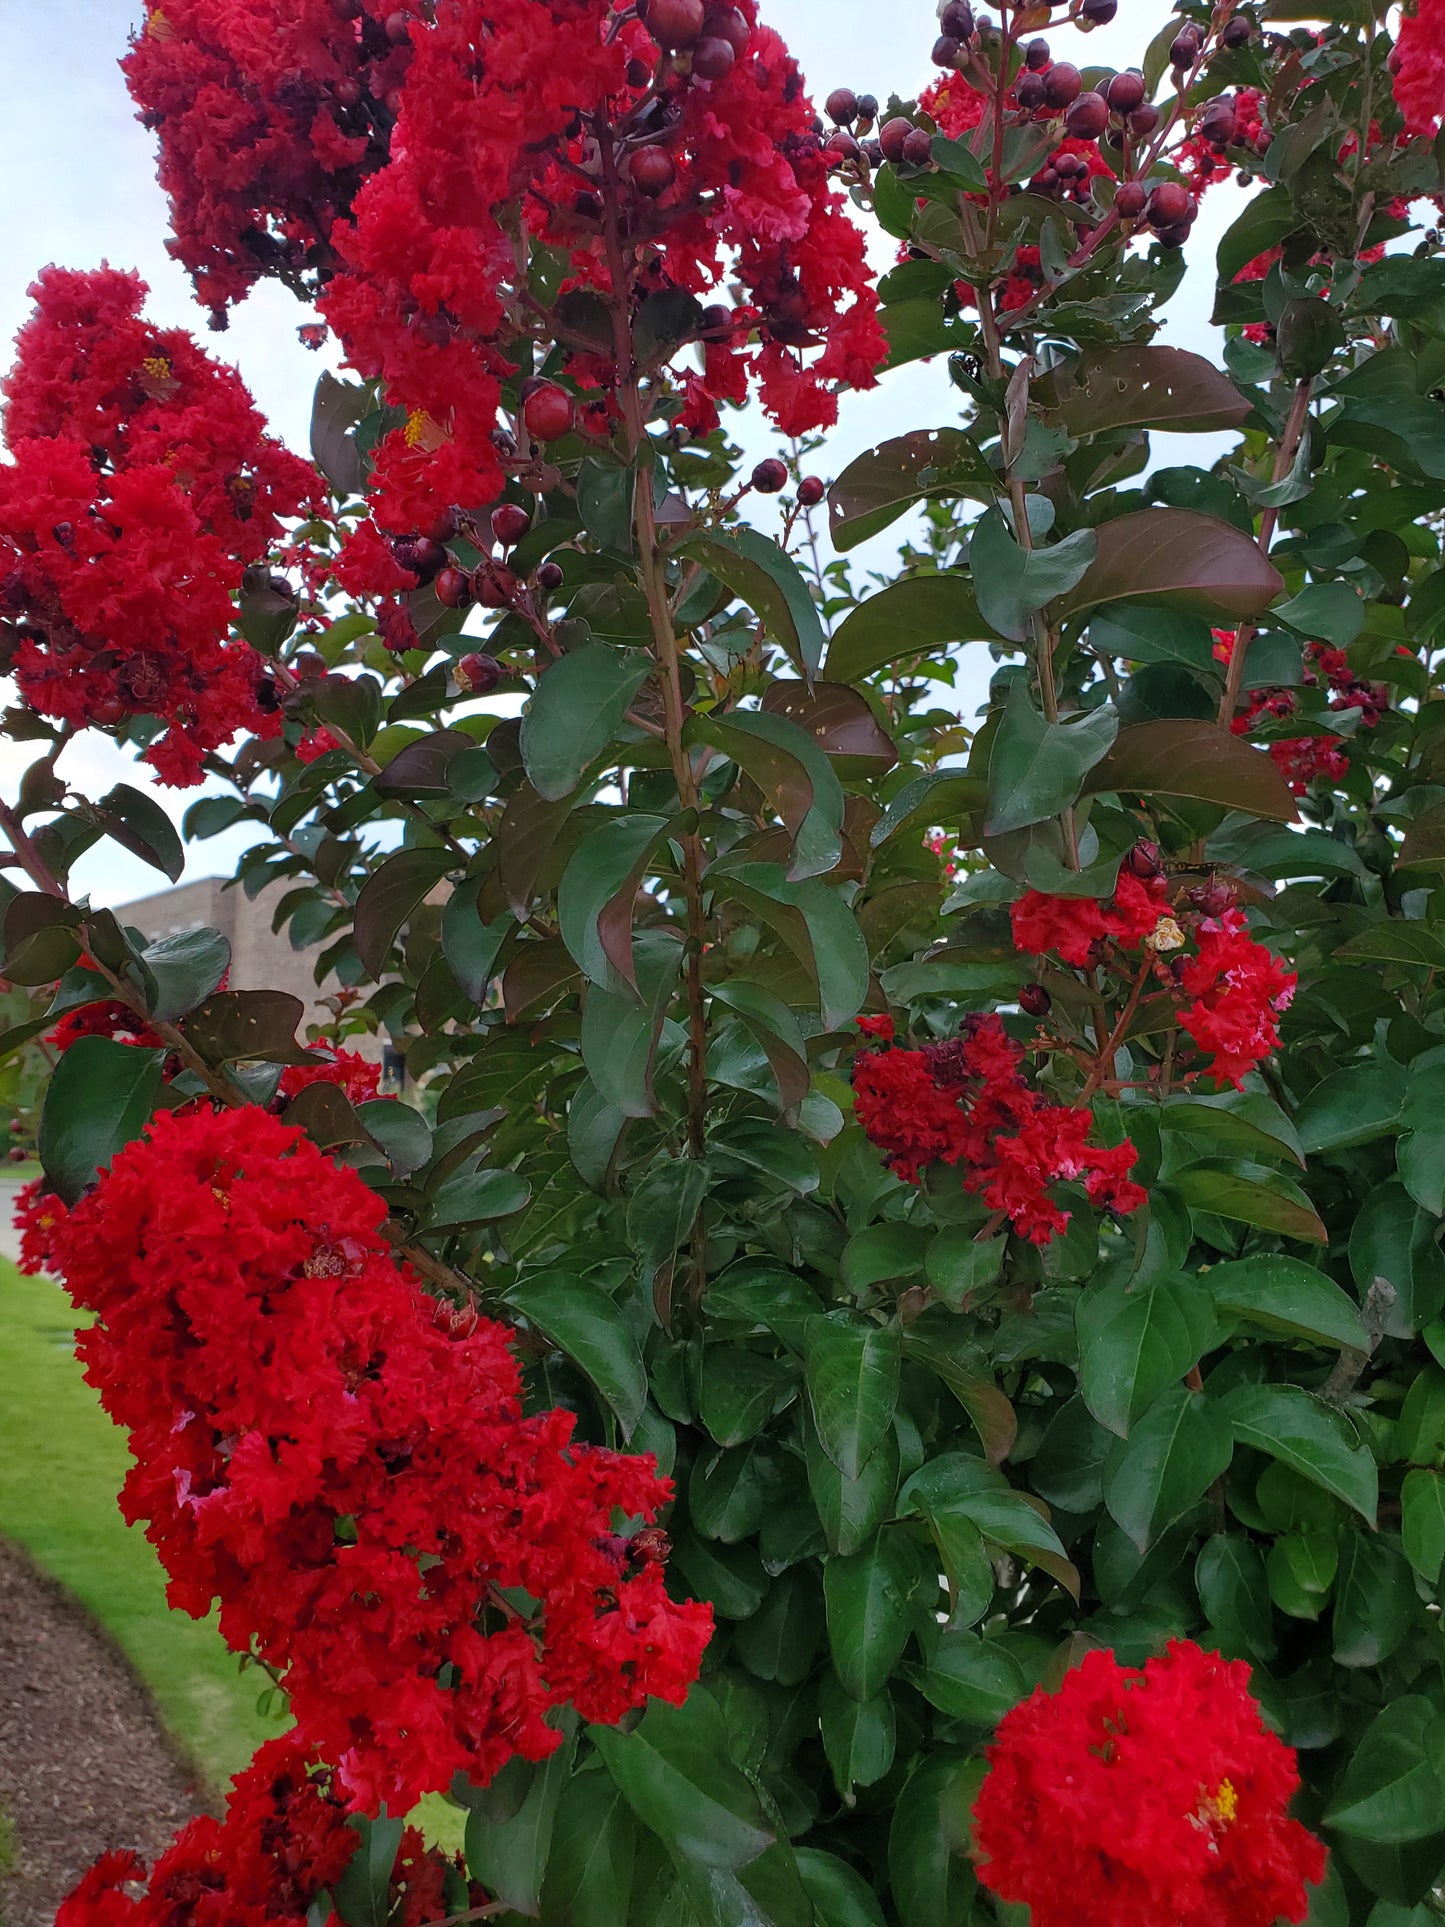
[925,1228,1006,1311]
[1207,1256,1370,1351]
[824,1528,918,1701]
[1216,186,1302,286]
[441,891,513,1006]
[1056,509,1285,623]
[1402,1469,1445,1582]
[1091,603,1218,672]
[714,866,869,1032]
[985,681,1118,836]
[181,989,316,1065]
[90,783,185,883]
[465,1733,576,1916]
[1076,1276,1214,1438]
[1196,1535,1276,1661]
[504,1273,647,1436]
[1335,922,1445,969]
[140,926,232,1025]
[1159,1089,1305,1167]
[356,1098,431,1176]
[1085,720,1298,822]
[840,1224,930,1294]
[1333,1530,1415,1668]
[353,847,454,980]
[1277,582,1366,646]
[1224,1383,1378,1523]
[678,530,826,679]
[969,508,1098,643]
[825,575,986,683]
[903,1330,1017,1465]
[732,1565,822,1686]
[806,1415,900,1558]
[559,813,673,991]
[907,1631,1028,1725]
[690,1439,787,1542]
[428,1167,530,1226]
[708,982,811,1113]
[520,645,653,801]
[869,771,987,851]
[1171,1166,1327,1243]
[796,1849,889,1927]
[900,1452,1079,1600]
[580,930,683,1117]
[1296,1061,1410,1154]
[540,1768,636,1927]
[332,1815,404,1927]
[1102,1387,1234,1552]
[805,1312,902,1482]
[886,1753,980,1927]
[689,711,844,880]
[1325,1699,1445,1843]
[39,1035,167,1206]
[591,1687,774,1870]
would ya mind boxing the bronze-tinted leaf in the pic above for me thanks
[374,729,476,797]
[1084,721,1299,823]
[503,940,584,1020]
[1053,510,1284,623]
[762,682,899,779]
[497,782,577,917]
[353,846,455,979]
[182,990,319,1065]
[827,430,991,552]
[1036,346,1251,437]
[283,1082,375,1151]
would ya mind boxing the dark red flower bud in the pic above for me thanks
[491,504,532,547]
[474,565,519,608]
[699,302,736,340]
[1114,180,1147,218]
[1065,90,1109,138]
[1081,0,1117,21]
[942,0,974,35]
[629,145,677,195]
[1025,36,1052,68]
[536,561,566,593]
[1019,983,1052,1018]
[1043,61,1083,107]
[639,0,705,49]
[702,5,750,52]
[1016,71,1047,109]
[1221,13,1252,47]
[522,382,573,443]
[880,116,914,162]
[1170,26,1202,66]
[797,476,826,507]
[691,35,736,79]
[456,652,502,694]
[932,34,961,65]
[1129,103,1161,136]
[826,87,859,125]
[434,567,473,610]
[751,458,790,493]
[1147,180,1192,228]
[384,9,413,44]
[1106,70,1146,113]
[1126,839,1163,880]
[425,507,460,545]
[902,125,936,165]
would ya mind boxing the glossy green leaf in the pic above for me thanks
[591,1688,774,1871]
[1401,1469,1445,1582]
[465,1734,576,1916]
[504,1273,647,1436]
[580,930,683,1117]
[1333,1531,1415,1668]
[1224,1384,1378,1524]
[540,1769,636,1927]
[1325,1699,1445,1843]
[1296,1061,1409,1154]
[969,508,1098,643]
[1102,1388,1234,1552]
[825,575,987,683]
[806,1416,900,1558]
[824,1528,918,1702]
[520,645,652,801]
[333,1816,405,1927]
[796,1850,889,1927]
[1171,1166,1327,1242]
[985,681,1119,836]
[559,814,672,991]
[907,1632,1027,1725]
[39,1035,167,1206]
[1076,1276,1214,1438]
[805,1311,901,1482]
[1196,1535,1276,1660]
[678,530,826,678]
[1207,1256,1370,1351]
[353,846,454,979]
[141,926,232,1025]
[886,1753,980,1927]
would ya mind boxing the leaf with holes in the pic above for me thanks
[1054,510,1284,623]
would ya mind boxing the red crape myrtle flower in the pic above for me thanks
[1011,869,1170,969]
[277,1043,384,1106]
[1178,909,1296,1090]
[851,1013,1144,1243]
[56,1732,472,1927]
[126,0,883,565]
[0,268,318,785]
[973,1639,1327,1927]
[43,1105,712,1811]
[1393,0,1445,132]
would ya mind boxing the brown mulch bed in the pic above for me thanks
[0,1537,207,1927]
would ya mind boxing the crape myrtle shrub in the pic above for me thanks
[7,0,1445,1917]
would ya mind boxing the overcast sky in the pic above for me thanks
[0,0,1229,907]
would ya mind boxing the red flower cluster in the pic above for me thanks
[126,0,883,558]
[57,1733,470,1927]
[1217,629,1388,794]
[972,1639,1327,1927]
[1177,87,1266,194]
[1008,863,1296,1090]
[851,1014,1144,1243]
[0,268,317,785]
[1177,909,1296,1090]
[1011,870,1170,969]
[42,1104,711,1811]
[277,1044,383,1106]
[121,0,421,323]
[1392,0,1445,133]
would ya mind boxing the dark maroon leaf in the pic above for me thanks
[1084,721,1299,823]
[353,847,455,979]
[1036,346,1251,437]
[762,682,899,779]
[1053,511,1284,623]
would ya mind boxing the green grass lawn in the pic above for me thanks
[0,1259,278,1788]
[0,1256,465,1849]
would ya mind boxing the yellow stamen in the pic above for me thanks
[403,407,436,448]
[1214,1778,1238,1825]
[141,354,171,381]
